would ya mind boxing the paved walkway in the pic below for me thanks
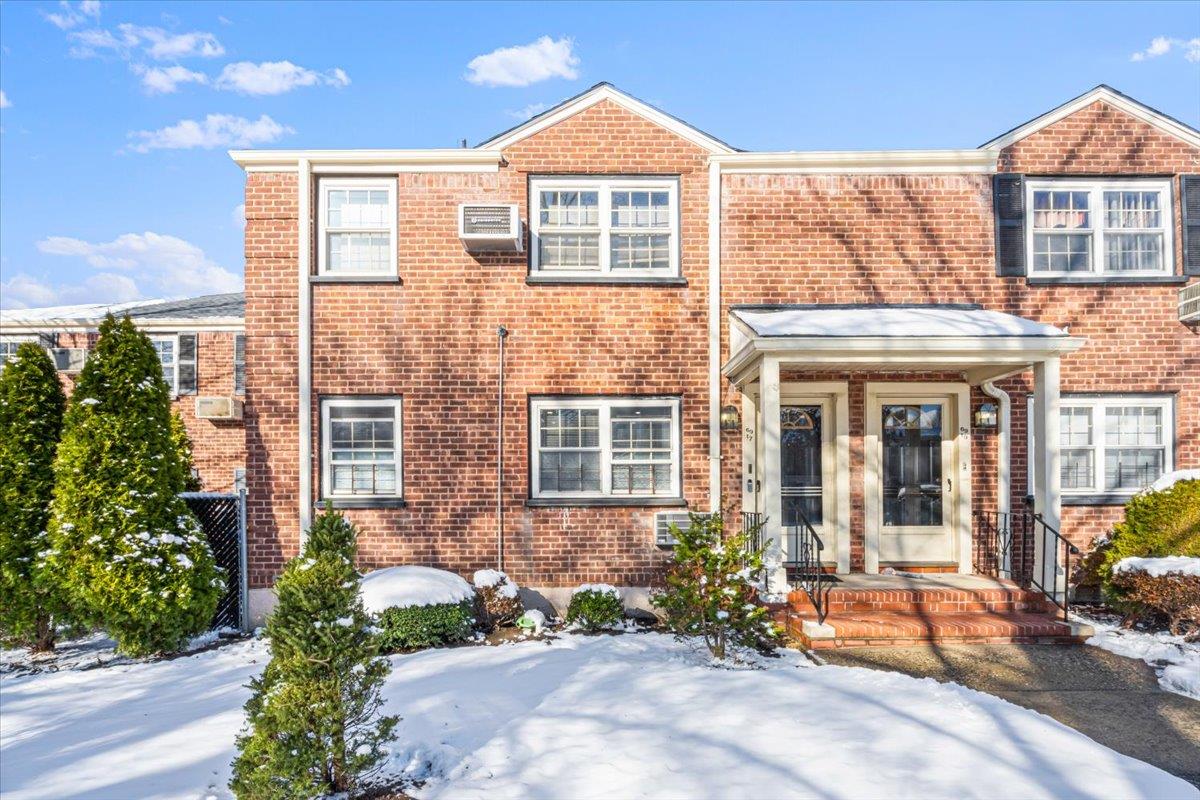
[820,643,1200,789]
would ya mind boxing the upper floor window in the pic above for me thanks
[317,178,397,276]
[529,176,680,279]
[1027,179,1173,276]
[151,337,177,394]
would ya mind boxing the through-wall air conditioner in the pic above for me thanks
[655,511,704,547]
[458,203,522,252]
[50,348,87,373]
[195,396,244,420]
[1180,282,1200,325]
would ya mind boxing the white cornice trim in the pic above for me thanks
[228,148,505,173]
[479,84,737,155]
[711,149,998,174]
[980,86,1200,150]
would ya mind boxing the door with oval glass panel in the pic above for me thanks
[779,396,837,568]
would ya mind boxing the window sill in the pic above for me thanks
[1062,494,1135,507]
[310,275,402,284]
[1026,275,1188,286]
[317,497,408,509]
[525,497,687,508]
[525,275,688,287]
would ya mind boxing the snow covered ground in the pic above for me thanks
[1081,612,1200,700]
[2,632,1196,800]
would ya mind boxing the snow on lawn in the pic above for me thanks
[1081,613,1200,700]
[3,632,1196,800]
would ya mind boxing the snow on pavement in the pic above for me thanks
[2,632,1195,800]
[1081,613,1200,700]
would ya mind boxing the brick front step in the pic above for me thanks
[789,610,1088,650]
[788,587,1052,616]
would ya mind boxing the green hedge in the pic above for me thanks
[1100,478,1200,609]
[376,599,474,651]
[566,587,624,632]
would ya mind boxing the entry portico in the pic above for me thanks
[723,304,1086,591]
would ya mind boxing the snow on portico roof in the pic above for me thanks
[730,304,1069,339]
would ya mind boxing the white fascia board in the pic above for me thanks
[980,86,1200,150]
[228,148,505,173]
[480,85,736,155]
[712,149,998,174]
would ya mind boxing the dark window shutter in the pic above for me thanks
[994,174,1026,277]
[178,334,197,395]
[1182,175,1200,276]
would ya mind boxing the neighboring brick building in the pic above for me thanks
[232,84,1199,622]
[0,293,247,492]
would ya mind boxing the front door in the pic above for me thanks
[867,390,966,568]
[779,397,837,566]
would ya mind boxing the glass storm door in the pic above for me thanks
[781,405,823,529]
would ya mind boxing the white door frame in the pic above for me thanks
[864,382,972,574]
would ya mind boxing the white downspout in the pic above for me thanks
[707,160,722,513]
[297,158,313,544]
[981,380,1010,577]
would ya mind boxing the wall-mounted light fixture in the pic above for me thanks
[720,405,741,433]
[974,402,998,429]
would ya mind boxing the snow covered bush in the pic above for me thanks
[0,343,67,652]
[231,511,397,799]
[652,511,780,660]
[1109,557,1200,639]
[1100,474,1200,618]
[473,568,523,631]
[43,315,223,657]
[566,584,624,631]
[361,565,475,651]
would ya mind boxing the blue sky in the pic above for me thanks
[1,0,1197,309]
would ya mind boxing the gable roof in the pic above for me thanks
[980,84,1200,150]
[0,292,244,331]
[477,82,739,154]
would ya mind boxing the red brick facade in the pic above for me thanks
[241,91,1199,592]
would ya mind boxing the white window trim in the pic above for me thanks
[1025,178,1174,277]
[529,176,681,278]
[151,335,179,397]
[316,177,398,277]
[1027,394,1174,498]
[529,396,682,500]
[320,397,403,499]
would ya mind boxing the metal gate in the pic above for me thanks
[181,492,247,631]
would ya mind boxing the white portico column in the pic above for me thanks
[1031,356,1064,601]
[759,356,786,591]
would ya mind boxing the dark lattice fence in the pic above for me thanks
[181,493,243,630]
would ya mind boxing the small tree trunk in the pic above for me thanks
[31,609,54,654]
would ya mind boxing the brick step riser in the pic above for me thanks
[804,635,1087,650]
[819,601,1051,614]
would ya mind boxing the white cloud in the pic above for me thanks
[43,0,101,31]
[214,60,350,95]
[506,102,549,120]
[1130,35,1200,63]
[68,23,223,60]
[232,203,245,229]
[32,231,241,301]
[125,113,293,153]
[466,36,579,87]
[0,90,10,109]
[132,64,208,95]
[0,272,141,310]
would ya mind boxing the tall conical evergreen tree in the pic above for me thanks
[231,512,397,799]
[45,315,223,656]
[0,343,67,651]
[171,412,202,492]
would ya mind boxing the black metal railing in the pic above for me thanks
[741,511,764,562]
[783,507,831,624]
[972,502,1079,622]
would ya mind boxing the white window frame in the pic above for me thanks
[0,336,39,371]
[1025,178,1174,277]
[233,333,246,396]
[317,177,398,277]
[320,397,403,499]
[151,335,179,396]
[529,396,682,500]
[1027,394,1174,498]
[529,176,680,278]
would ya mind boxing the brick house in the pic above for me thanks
[0,293,247,493]
[232,84,1199,639]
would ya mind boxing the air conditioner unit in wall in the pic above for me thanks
[50,348,87,373]
[458,203,522,252]
[655,511,705,547]
[195,396,244,420]
[1180,283,1200,325]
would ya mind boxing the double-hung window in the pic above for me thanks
[530,397,681,501]
[529,176,680,279]
[321,398,402,499]
[0,336,37,371]
[234,334,246,395]
[317,178,397,276]
[151,337,178,395]
[1032,395,1174,499]
[1027,179,1173,276]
